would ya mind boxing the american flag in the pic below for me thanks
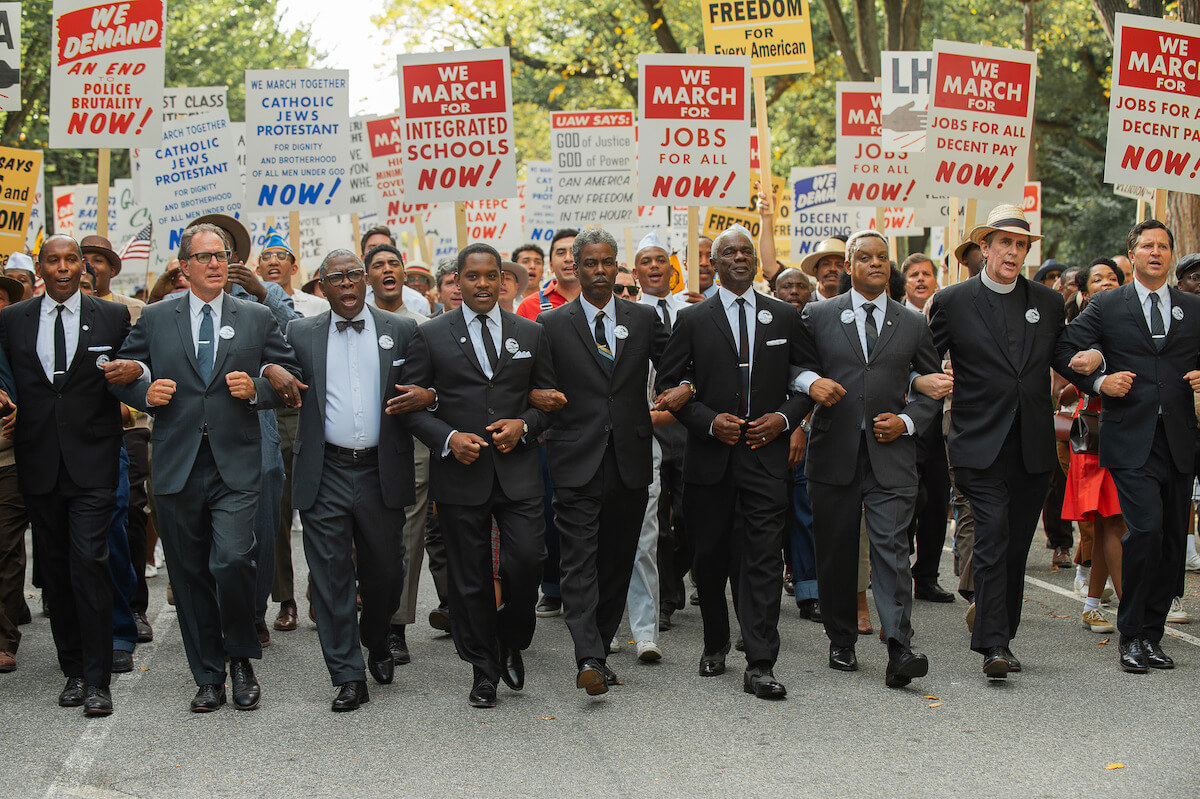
[119,223,152,261]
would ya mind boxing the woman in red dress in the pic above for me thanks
[1060,259,1125,634]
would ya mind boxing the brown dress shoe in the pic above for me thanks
[273,600,298,631]
[256,621,271,647]
[0,650,15,672]
[1051,547,1072,569]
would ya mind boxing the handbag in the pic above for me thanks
[1054,382,1079,443]
[1069,408,1101,455]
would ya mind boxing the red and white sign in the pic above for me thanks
[1023,181,1042,265]
[50,0,165,147]
[921,40,1036,202]
[637,53,751,206]
[1104,14,1200,193]
[550,110,637,227]
[396,48,517,203]
[881,51,933,152]
[835,82,920,207]
[366,113,408,226]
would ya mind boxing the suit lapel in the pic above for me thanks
[870,298,900,361]
[613,297,632,364]
[311,311,330,419]
[448,309,487,378]
[837,294,867,364]
[208,297,237,388]
[970,278,1018,372]
[1165,286,1188,347]
[569,298,610,376]
[493,311,516,376]
[1016,278,1036,372]
[25,297,52,388]
[371,308,393,397]
[1122,283,1154,348]
[708,296,738,355]
[63,296,95,385]
[174,296,203,381]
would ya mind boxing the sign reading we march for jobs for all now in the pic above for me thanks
[835,82,920,207]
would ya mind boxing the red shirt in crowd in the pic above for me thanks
[516,280,570,320]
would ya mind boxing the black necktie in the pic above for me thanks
[1149,292,1166,351]
[594,310,614,377]
[52,305,66,388]
[658,298,672,331]
[336,319,365,333]
[477,313,499,372]
[737,297,750,418]
[863,303,878,359]
[197,304,214,383]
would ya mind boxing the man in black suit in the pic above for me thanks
[534,228,671,694]
[0,235,133,715]
[112,223,302,712]
[794,230,941,688]
[399,243,556,708]
[928,203,1065,680]
[655,225,814,699]
[1054,220,1200,673]
[286,249,419,711]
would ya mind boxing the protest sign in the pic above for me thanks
[50,0,165,147]
[138,110,241,259]
[836,82,920,207]
[789,166,858,262]
[1103,14,1200,194]
[51,181,141,241]
[881,51,932,152]
[463,198,521,250]
[347,115,376,217]
[700,0,814,77]
[1023,181,1042,266]
[396,48,517,203]
[0,3,21,112]
[26,156,46,253]
[366,113,405,225]
[550,110,637,228]
[244,69,351,214]
[163,86,226,121]
[922,40,1036,201]
[638,53,751,206]
[1113,183,1157,203]
[0,147,41,260]
[523,161,556,244]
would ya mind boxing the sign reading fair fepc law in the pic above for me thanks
[701,0,814,77]
[396,48,517,203]
[922,40,1036,202]
[1104,14,1200,194]
[550,110,637,227]
[50,0,165,147]
[835,82,920,207]
[638,53,751,207]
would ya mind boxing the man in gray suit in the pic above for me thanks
[113,223,301,713]
[286,249,418,712]
[794,230,942,688]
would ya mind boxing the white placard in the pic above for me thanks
[881,51,932,152]
[835,82,921,208]
[523,161,556,244]
[347,115,376,217]
[550,110,637,227]
[0,3,21,112]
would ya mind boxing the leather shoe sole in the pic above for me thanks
[577,663,608,696]
[429,608,451,632]
[983,655,1011,680]
[743,671,787,699]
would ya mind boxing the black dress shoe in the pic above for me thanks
[368,651,395,684]
[389,626,411,665]
[331,680,370,712]
[230,657,261,710]
[498,643,525,691]
[59,676,86,707]
[958,589,974,602]
[1141,638,1174,670]
[743,667,787,699]
[689,591,700,606]
[190,683,226,712]
[428,607,452,632]
[797,598,822,622]
[1118,636,1148,673]
[914,581,956,603]
[596,659,620,686]
[135,613,153,643]
[112,649,134,673]
[255,621,271,647]
[18,600,31,625]
[982,646,1011,679]
[1002,646,1021,673]
[469,675,497,708]
[576,658,608,695]
[84,686,113,716]
[698,643,729,677]
[885,649,930,688]
[659,610,673,631]
[829,644,858,672]
[734,635,745,652]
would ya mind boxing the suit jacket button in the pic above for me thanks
[865,366,871,371]
[604,424,611,432]
[487,408,494,415]
[608,397,614,403]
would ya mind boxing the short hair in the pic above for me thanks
[37,234,82,263]
[178,223,231,264]
[456,242,502,274]
[845,230,887,261]
[774,267,805,285]
[901,253,935,277]
[511,242,544,262]
[434,257,457,288]
[360,225,395,253]
[710,227,756,261]
[1126,219,1174,254]
[571,228,618,265]
[365,243,404,267]
[836,265,905,299]
[549,229,579,253]
[1077,257,1124,292]
[318,249,362,276]
[617,264,632,275]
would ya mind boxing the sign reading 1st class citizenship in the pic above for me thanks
[701,0,814,77]
[550,110,637,227]
[638,53,751,207]
[244,68,351,214]
[50,0,166,147]
[396,47,517,203]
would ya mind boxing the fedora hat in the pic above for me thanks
[80,235,122,275]
[800,238,846,276]
[969,203,1043,246]
[185,213,252,264]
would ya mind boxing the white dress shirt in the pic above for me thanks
[403,285,431,317]
[37,291,81,383]
[639,290,684,329]
[324,308,381,449]
[581,294,617,352]
[1091,278,1172,398]
[188,290,225,370]
[443,304,507,456]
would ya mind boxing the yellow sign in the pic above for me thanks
[0,147,42,260]
[701,0,815,77]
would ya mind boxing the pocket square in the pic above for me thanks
[766,338,787,346]
[88,345,112,352]
[392,358,405,366]
[512,350,532,359]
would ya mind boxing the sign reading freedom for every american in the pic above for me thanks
[701,0,815,77]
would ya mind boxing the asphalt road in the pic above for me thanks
[2,525,1198,798]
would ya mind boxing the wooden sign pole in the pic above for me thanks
[1153,189,1168,223]
[1136,199,1147,223]
[351,213,362,256]
[752,75,773,287]
[96,149,110,239]
[624,227,634,268]
[288,211,301,260]
[948,197,961,284]
[414,214,432,264]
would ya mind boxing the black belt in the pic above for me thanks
[326,444,378,460]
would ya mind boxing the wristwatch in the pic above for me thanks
[522,420,529,436]
[799,419,812,434]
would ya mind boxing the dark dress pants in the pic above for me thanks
[108,444,137,654]
[123,426,151,615]
[538,444,561,600]
[909,418,951,585]
[0,464,28,655]
[788,455,818,604]
[655,439,690,613]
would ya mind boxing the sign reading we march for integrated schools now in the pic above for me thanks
[1104,14,1200,194]
[550,110,637,227]
[700,0,814,76]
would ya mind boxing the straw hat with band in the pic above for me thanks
[968,203,1044,247]
[80,235,123,275]
[185,213,252,264]
[953,238,980,264]
[800,238,846,276]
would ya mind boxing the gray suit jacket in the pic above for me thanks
[286,306,418,510]
[113,291,301,495]
[800,293,941,489]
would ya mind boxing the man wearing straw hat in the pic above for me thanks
[928,203,1065,681]
[800,238,847,303]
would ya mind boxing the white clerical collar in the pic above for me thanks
[980,268,1017,295]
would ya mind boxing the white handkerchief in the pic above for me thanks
[392,358,406,366]
[512,350,532,360]
[87,345,112,352]
[766,338,786,346]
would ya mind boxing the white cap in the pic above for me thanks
[635,230,669,260]
[5,252,33,273]
[718,223,753,241]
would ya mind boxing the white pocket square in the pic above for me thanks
[512,350,532,360]
[766,338,787,346]
[88,345,112,352]
[391,358,405,366]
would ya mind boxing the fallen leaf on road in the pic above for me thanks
[923,695,938,700]
[541,717,556,720]
[1099,638,1110,645]
[928,702,943,708]
[1105,763,1124,770]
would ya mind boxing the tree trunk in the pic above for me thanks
[854,0,881,77]
[820,0,870,81]
[883,0,902,50]
[900,0,923,50]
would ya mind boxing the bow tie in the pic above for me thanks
[336,319,365,333]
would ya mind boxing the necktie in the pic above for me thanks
[52,305,66,388]
[197,304,214,383]
[1149,292,1165,351]
[477,313,499,372]
[657,298,672,331]
[336,319,365,333]
[736,297,750,418]
[594,310,614,377]
[863,303,878,359]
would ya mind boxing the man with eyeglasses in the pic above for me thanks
[256,228,330,319]
[112,223,303,713]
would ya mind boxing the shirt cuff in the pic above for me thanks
[899,414,915,436]
[137,363,151,383]
[794,370,820,395]
[773,411,791,432]
[1092,375,1107,395]
[442,430,456,458]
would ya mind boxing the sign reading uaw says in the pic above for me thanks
[1104,14,1200,193]
[50,0,165,147]
[922,40,1036,201]
[700,0,815,77]
[396,48,517,203]
[638,53,751,207]
[550,110,637,227]
[835,82,919,207]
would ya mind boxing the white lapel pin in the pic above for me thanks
[840,309,855,324]
[219,325,235,340]
[1025,309,1040,324]
[504,337,519,353]
[95,354,110,368]
[614,324,629,340]
[1172,306,1184,321]
[81,324,90,332]
[378,334,394,350]
[757,309,773,325]
[459,336,467,344]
